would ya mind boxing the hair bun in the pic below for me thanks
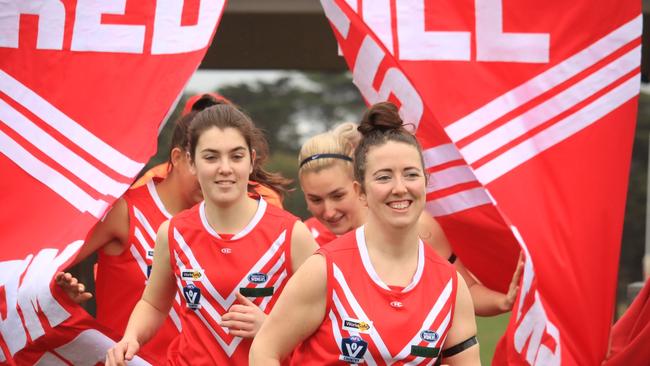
[357,102,404,135]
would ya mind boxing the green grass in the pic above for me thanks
[476,313,511,365]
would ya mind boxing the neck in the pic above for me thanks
[155,173,190,215]
[363,214,420,259]
[204,194,259,234]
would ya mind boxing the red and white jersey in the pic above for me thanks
[292,226,457,365]
[167,198,298,365]
[95,179,182,365]
[304,217,338,247]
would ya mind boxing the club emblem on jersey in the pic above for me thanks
[420,330,440,343]
[183,283,201,310]
[181,268,204,281]
[340,336,367,364]
[248,272,268,284]
[342,317,373,334]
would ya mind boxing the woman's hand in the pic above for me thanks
[221,292,267,338]
[55,272,93,304]
[105,338,140,366]
[501,252,525,311]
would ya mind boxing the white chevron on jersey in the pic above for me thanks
[331,264,453,365]
[172,227,289,356]
[173,227,287,309]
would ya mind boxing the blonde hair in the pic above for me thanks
[298,122,361,177]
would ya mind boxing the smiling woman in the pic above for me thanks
[250,102,481,365]
[105,103,318,366]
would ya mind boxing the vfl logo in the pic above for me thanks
[420,330,440,343]
[183,283,202,310]
[248,272,268,284]
[340,336,367,364]
[342,317,373,334]
[181,268,204,281]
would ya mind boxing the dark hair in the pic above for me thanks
[188,104,292,198]
[167,95,227,169]
[354,102,426,189]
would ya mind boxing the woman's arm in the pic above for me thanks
[418,212,522,316]
[105,220,177,366]
[250,254,327,365]
[443,273,481,365]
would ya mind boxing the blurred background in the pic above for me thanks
[77,1,650,362]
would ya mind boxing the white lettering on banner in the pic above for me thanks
[152,0,226,54]
[348,0,549,63]
[362,0,393,54]
[352,36,423,129]
[0,1,224,54]
[0,1,65,50]
[0,241,82,361]
[475,0,549,62]
[396,0,471,61]
[0,259,30,362]
[34,329,151,366]
[510,227,561,365]
[72,0,145,53]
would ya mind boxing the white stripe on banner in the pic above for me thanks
[426,187,493,217]
[427,165,477,193]
[445,15,642,141]
[320,0,350,38]
[423,143,463,169]
[475,74,640,184]
[0,130,109,218]
[461,46,641,164]
[0,70,143,177]
[0,99,130,197]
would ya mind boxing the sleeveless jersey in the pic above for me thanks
[95,179,182,365]
[167,198,297,365]
[292,226,458,365]
[304,217,338,247]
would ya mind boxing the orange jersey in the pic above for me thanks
[95,179,181,365]
[291,227,458,365]
[131,162,284,208]
[167,198,298,365]
[304,217,338,246]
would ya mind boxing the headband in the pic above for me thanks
[299,153,353,168]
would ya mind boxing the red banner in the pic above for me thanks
[0,1,226,363]
[320,0,640,364]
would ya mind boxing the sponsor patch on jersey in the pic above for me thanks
[181,268,204,281]
[410,345,440,358]
[342,317,373,334]
[146,250,154,259]
[420,330,440,343]
[340,336,367,364]
[248,272,268,284]
[389,300,403,308]
[183,283,201,310]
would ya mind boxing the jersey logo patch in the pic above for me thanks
[181,268,204,281]
[342,317,373,334]
[183,283,202,310]
[146,250,154,259]
[420,330,440,343]
[340,336,367,364]
[248,272,268,284]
